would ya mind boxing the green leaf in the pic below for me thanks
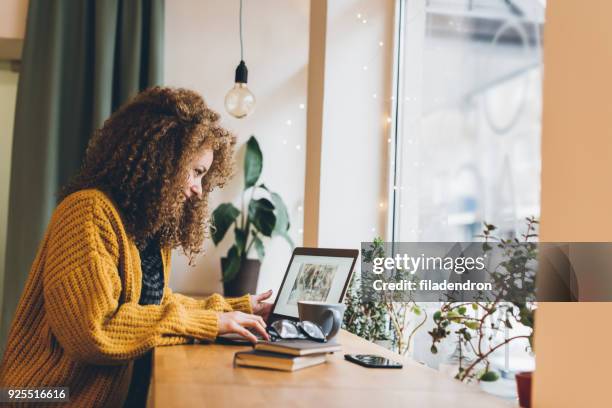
[458,306,467,315]
[446,310,461,321]
[465,321,481,330]
[252,234,265,261]
[234,228,247,254]
[244,136,263,189]
[248,198,276,236]
[479,371,500,382]
[210,203,241,245]
[221,245,242,282]
[433,311,442,322]
[430,345,438,354]
[270,192,294,248]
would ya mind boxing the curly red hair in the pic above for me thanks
[60,87,236,259]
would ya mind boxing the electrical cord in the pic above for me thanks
[239,0,244,61]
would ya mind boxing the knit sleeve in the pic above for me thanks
[42,192,219,366]
[162,288,233,312]
[167,291,252,314]
[225,295,253,314]
[160,250,253,314]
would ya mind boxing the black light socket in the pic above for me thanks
[234,60,248,83]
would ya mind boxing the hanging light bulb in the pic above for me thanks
[225,0,255,118]
[225,60,255,118]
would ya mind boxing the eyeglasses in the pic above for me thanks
[267,319,327,343]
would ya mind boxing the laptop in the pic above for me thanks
[218,247,359,341]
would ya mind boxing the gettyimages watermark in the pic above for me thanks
[359,241,612,302]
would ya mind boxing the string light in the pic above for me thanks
[299,103,305,109]
[286,119,292,126]
[295,144,301,150]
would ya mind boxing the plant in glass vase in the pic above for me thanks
[428,217,538,384]
[210,135,293,296]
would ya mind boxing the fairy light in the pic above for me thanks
[286,119,292,126]
[299,103,305,109]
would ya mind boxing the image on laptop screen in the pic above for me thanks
[272,254,355,319]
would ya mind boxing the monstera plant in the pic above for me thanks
[211,135,293,295]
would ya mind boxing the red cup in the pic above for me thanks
[515,371,533,408]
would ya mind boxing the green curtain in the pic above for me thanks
[0,0,164,353]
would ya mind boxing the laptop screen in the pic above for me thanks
[272,254,355,319]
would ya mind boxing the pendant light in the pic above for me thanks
[225,0,256,118]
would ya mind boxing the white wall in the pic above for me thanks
[165,0,309,296]
[318,0,395,248]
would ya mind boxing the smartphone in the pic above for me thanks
[344,354,403,369]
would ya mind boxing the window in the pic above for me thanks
[389,0,544,385]
[391,0,544,243]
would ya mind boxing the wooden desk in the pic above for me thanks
[148,330,514,407]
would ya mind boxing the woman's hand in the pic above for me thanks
[250,289,274,321]
[217,311,270,343]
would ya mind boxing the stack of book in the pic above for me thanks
[234,339,342,372]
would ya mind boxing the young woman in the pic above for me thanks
[0,87,273,407]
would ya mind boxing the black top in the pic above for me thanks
[138,239,165,305]
[123,238,165,408]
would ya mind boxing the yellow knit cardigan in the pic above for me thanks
[0,189,251,407]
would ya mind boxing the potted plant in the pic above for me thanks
[210,135,293,296]
[428,218,537,396]
[343,238,427,355]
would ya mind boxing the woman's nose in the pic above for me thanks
[191,184,202,198]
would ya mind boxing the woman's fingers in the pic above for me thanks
[239,313,269,340]
[241,318,270,341]
[254,289,273,302]
[233,323,258,344]
[241,311,267,328]
[217,311,270,343]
